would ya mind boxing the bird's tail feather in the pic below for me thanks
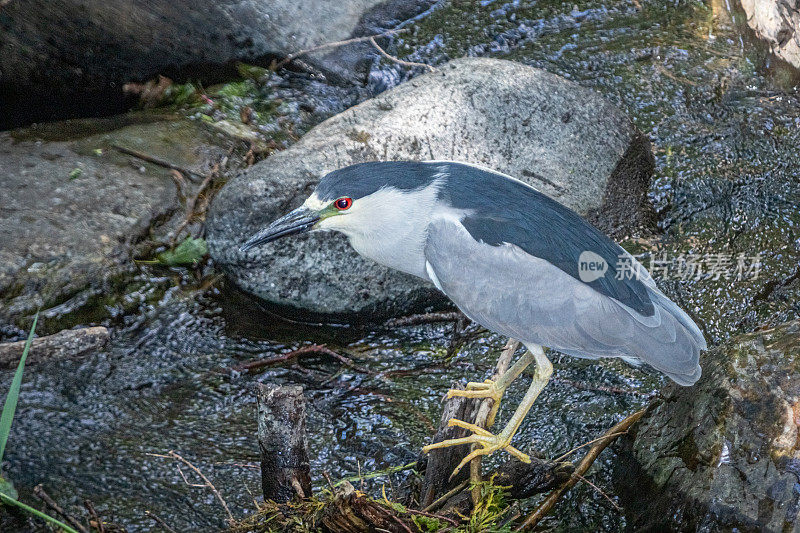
[634,289,706,385]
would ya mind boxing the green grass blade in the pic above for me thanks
[0,312,38,464]
[0,492,80,533]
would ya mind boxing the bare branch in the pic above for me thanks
[33,485,89,533]
[147,450,234,523]
[517,408,646,530]
[470,339,521,504]
[574,473,621,511]
[272,29,408,70]
[369,36,435,71]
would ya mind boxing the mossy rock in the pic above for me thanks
[614,320,800,531]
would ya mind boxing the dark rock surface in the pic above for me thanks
[615,320,800,532]
[0,0,435,129]
[206,57,655,322]
[0,116,234,335]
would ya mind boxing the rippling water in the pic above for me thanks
[3,0,799,530]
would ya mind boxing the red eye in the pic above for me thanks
[335,197,352,210]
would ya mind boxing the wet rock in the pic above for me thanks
[0,116,233,335]
[614,320,800,531]
[739,0,800,70]
[0,326,109,368]
[207,57,655,321]
[0,0,436,129]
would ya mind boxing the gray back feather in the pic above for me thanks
[424,219,705,385]
[436,162,655,316]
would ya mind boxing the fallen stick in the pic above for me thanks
[368,36,435,71]
[83,500,105,533]
[516,408,646,530]
[230,344,371,375]
[33,485,89,533]
[147,450,234,523]
[419,383,480,508]
[145,510,178,533]
[0,326,109,368]
[470,339,520,505]
[271,29,407,71]
[110,144,204,181]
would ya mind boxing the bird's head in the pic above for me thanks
[239,161,443,252]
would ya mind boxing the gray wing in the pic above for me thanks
[423,218,705,385]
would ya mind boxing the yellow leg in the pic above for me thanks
[446,347,536,427]
[422,345,553,479]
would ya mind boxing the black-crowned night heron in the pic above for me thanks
[240,161,706,475]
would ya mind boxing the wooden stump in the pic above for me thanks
[257,383,312,502]
[419,383,481,508]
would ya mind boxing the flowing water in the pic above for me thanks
[2,0,799,531]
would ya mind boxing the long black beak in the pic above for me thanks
[239,207,320,252]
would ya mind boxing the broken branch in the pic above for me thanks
[147,450,234,523]
[110,144,204,181]
[517,408,646,530]
[272,29,407,71]
[368,36,435,71]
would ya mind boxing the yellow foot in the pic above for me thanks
[421,418,531,479]
[446,379,503,401]
[446,379,506,427]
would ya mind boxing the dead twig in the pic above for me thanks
[573,473,621,511]
[33,485,89,533]
[383,311,465,328]
[422,479,468,512]
[147,450,234,523]
[170,158,223,244]
[110,144,204,181]
[470,339,520,505]
[390,514,416,533]
[322,471,337,492]
[271,29,407,71]
[368,36,435,71]
[654,64,699,87]
[516,408,646,530]
[551,431,629,463]
[228,344,372,375]
[403,507,460,526]
[145,510,178,533]
[83,500,105,533]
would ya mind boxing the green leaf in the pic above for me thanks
[0,312,37,464]
[0,492,80,533]
[68,168,82,180]
[157,237,208,266]
[0,476,18,500]
[236,62,269,80]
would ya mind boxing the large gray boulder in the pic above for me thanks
[206,57,655,321]
[615,320,800,531]
[740,0,800,71]
[0,0,435,129]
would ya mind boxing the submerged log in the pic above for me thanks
[257,384,312,502]
[0,326,109,368]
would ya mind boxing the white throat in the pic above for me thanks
[310,182,445,279]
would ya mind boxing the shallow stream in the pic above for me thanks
[2,0,798,531]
